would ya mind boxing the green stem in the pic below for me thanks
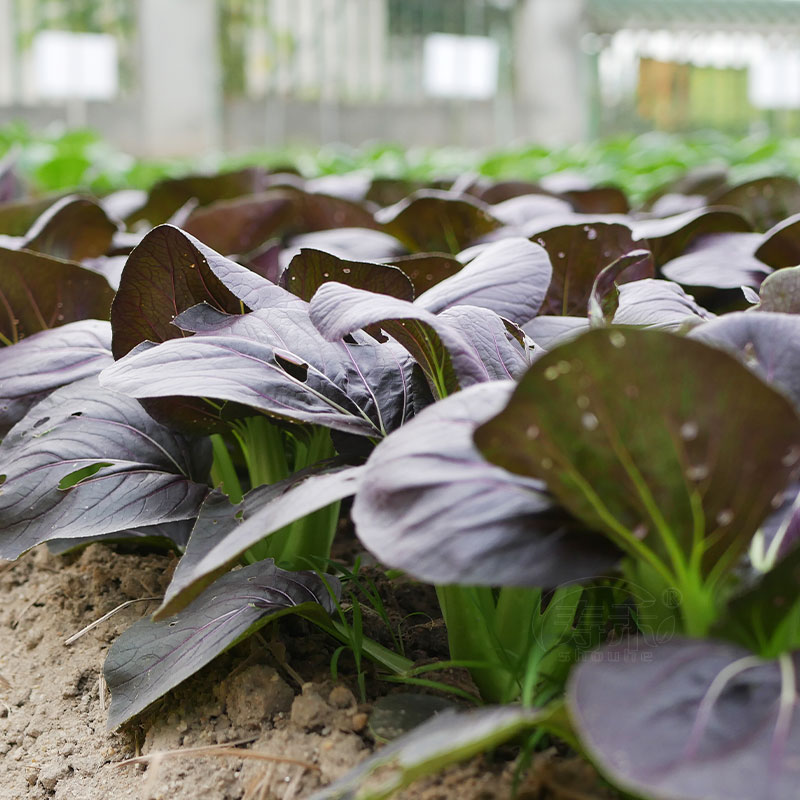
[209,434,243,504]
[233,416,289,488]
[436,584,511,703]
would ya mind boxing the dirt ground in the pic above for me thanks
[0,544,617,800]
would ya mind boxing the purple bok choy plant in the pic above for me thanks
[320,301,800,800]
[470,323,800,800]
[93,231,554,727]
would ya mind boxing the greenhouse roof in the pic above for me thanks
[588,0,800,32]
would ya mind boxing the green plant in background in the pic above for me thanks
[4,124,800,206]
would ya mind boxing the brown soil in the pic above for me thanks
[0,544,618,800]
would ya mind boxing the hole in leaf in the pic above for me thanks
[274,353,309,382]
[33,417,49,429]
[58,462,113,490]
[71,412,83,417]
[0,474,6,486]
[234,509,244,520]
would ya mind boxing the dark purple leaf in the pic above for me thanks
[755,212,800,268]
[0,194,68,236]
[156,464,363,618]
[126,167,270,226]
[533,222,653,316]
[630,207,752,267]
[588,250,652,326]
[569,639,800,800]
[475,328,800,572]
[181,193,295,255]
[280,249,415,302]
[110,225,274,359]
[415,238,552,325]
[0,375,211,560]
[384,252,463,295]
[365,177,423,207]
[20,195,119,261]
[478,180,546,204]
[711,176,800,231]
[352,382,620,587]
[376,190,502,254]
[562,186,629,215]
[0,319,113,436]
[0,246,115,343]
[104,560,339,728]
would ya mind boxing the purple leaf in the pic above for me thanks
[104,560,339,728]
[0,375,211,560]
[569,639,800,800]
[352,382,619,587]
[0,319,113,435]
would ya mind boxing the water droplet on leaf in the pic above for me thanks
[581,412,599,431]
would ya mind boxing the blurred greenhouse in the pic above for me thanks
[0,0,799,156]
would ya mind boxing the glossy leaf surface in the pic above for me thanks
[0,375,210,559]
[476,328,800,571]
